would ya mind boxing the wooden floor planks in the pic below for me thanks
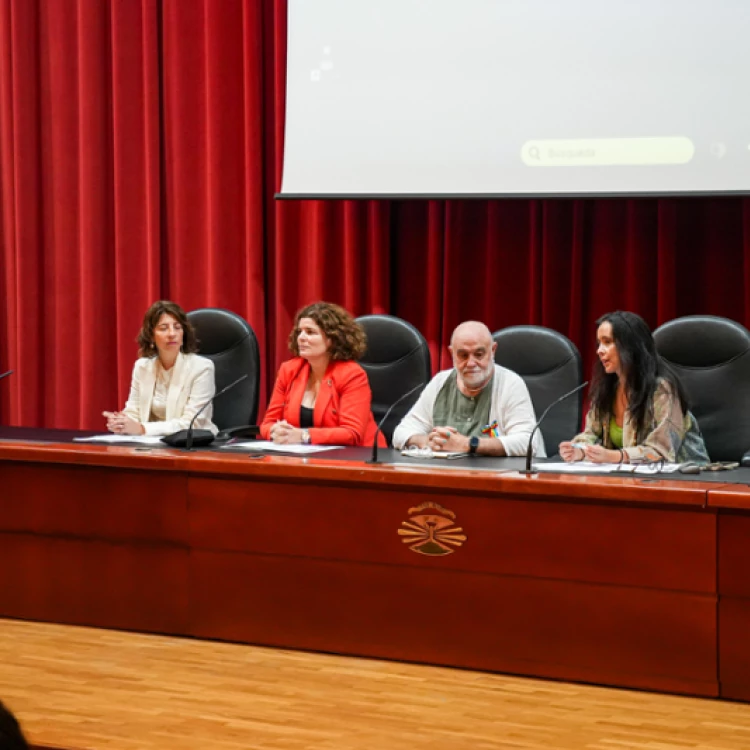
[1,618,750,749]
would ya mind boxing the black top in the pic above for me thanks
[300,405,314,428]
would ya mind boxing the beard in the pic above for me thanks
[459,364,493,391]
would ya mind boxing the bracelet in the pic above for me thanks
[618,448,625,464]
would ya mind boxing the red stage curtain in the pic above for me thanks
[0,0,162,427]
[1,0,749,429]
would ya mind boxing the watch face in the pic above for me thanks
[470,436,479,453]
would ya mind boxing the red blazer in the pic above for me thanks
[260,357,385,447]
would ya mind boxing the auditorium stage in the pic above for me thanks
[3,618,750,750]
[1,428,750,702]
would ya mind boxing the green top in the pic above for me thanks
[432,371,493,437]
[609,415,623,448]
[571,378,710,464]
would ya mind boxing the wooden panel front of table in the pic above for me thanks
[0,440,722,697]
[709,485,750,701]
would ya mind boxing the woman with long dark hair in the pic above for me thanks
[559,311,708,464]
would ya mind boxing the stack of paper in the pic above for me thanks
[73,435,166,446]
[534,461,680,475]
[220,440,343,454]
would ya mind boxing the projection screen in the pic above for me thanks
[280,0,750,198]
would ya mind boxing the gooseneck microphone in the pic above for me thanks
[163,373,249,450]
[367,382,426,465]
[0,370,13,380]
[524,381,588,474]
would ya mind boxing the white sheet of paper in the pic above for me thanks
[220,440,344,454]
[74,434,166,445]
[401,448,468,460]
[533,461,680,474]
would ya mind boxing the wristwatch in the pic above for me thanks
[301,429,311,445]
[469,436,480,455]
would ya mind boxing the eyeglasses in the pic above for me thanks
[612,457,666,474]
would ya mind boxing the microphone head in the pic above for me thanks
[161,429,215,448]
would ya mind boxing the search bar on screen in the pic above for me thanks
[521,137,695,167]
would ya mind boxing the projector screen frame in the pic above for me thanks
[279,0,750,200]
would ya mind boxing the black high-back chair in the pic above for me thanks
[653,315,750,462]
[355,314,431,446]
[186,308,260,430]
[492,325,583,455]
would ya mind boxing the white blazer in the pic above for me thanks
[122,352,218,436]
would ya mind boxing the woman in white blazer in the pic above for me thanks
[103,301,217,437]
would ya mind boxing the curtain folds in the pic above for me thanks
[0,0,749,429]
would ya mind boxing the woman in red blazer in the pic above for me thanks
[260,302,385,446]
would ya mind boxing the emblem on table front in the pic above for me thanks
[398,501,466,556]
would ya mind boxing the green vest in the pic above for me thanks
[432,371,493,437]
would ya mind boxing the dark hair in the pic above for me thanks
[288,302,366,361]
[136,301,198,358]
[589,310,689,440]
[0,700,30,750]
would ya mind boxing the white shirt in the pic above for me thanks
[123,352,218,436]
[149,363,174,422]
[392,364,546,457]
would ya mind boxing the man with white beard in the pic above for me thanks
[392,321,545,457]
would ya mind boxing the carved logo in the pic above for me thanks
[398,501,467,556]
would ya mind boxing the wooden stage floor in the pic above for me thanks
[2,619,750,750]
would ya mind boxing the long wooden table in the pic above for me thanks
[1,433,749,700]
[709,484,750,702]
